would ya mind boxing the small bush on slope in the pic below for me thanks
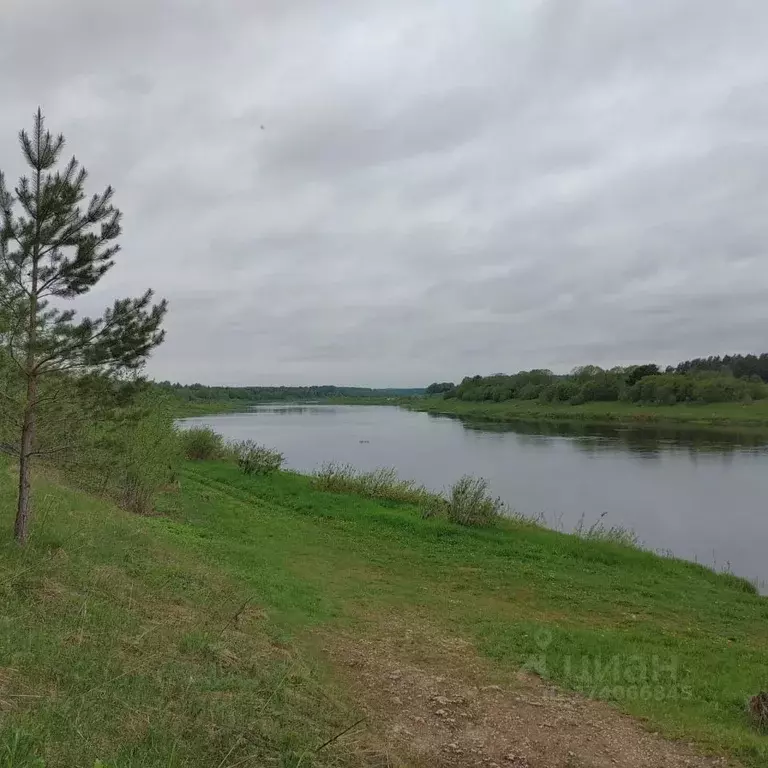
[444,475,505,526]
[232,440,284,475]
[180,426,224,461]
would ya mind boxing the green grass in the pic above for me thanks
[0,466,360,768]
[1,460,767,765]
[407,397,768,428]
[161,463,768,766]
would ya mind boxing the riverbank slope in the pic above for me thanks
[0,459,765,766]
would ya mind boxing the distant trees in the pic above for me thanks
[675,354,768,382]
[626,363,660,387]
[157,383,423,403]
[425,382,455,395]
[623,374,762,405]
[429,356,768,407]
[0,111,167,543]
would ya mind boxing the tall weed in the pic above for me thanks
[312,462,432,506]
[444,475,505,526]
[574,511,639,547]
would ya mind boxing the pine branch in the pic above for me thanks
[2,311,30,374]
[33,311,122,372]
[36,184,115,263]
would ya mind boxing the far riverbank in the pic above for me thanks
[171,395,768,430]
[404,397,768,429]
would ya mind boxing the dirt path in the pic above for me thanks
[319,618,737,768]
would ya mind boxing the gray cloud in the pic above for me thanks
[1,0,767,385]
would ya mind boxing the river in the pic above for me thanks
[179,404,768,587]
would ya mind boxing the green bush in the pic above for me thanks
[105,395,181,514]
[181,427,224,461]
[517,382,540,400]
[420,494,448,520]
[232,440,284,475]
[445,475,505,526]
[34,382,182,516]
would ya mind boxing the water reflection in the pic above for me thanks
[245,405,340,416]
[429,413,768,458]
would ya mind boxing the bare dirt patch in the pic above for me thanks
[320,618,737,768]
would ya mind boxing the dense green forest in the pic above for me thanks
[155,382,423,404]
[429,354,768,406]
[673,353,768,380]
[425,381,456,394]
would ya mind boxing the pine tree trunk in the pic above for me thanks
[15,375,36,544]
[16,295,38,544]
[15,145,41,545]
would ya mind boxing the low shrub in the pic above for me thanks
[181,427,224,460]
[420,494,448,520]
[719,571,759,595]
[313,464,504,527]
[232,440,284,475]
[444,475,505,526]
[574,512,639,547]
[47,386,182,516]
[312,462,432,506]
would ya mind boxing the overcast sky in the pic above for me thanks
[1,0,766,386]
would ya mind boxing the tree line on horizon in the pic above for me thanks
[157,382,424,403]
[426,354,768,406]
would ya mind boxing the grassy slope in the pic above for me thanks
[1,461,767,766]
[0,464,360,768]
[407,397,768,428]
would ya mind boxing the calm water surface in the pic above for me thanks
[180,405,768,586]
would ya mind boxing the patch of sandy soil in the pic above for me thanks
[318,618,738,768]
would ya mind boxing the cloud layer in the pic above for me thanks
[1,0,766,385]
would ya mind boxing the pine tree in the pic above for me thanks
[0,110,167,543]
